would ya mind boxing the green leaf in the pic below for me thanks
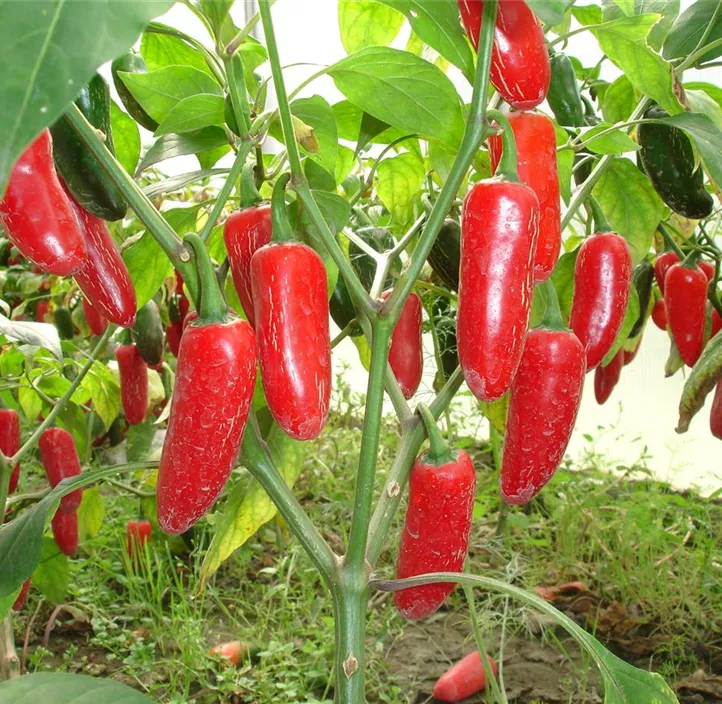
[18,383,42,423]
[154,94,225,136]
[338,0,405,54]
[200,0,234,35]
[56,402,88,460]
[77,488,105,542]
[141,28,215,77]
[593,158,665,264]
[376,151,425,226]
[32,537,69,605]
[600,0,679,49]
[581,123,641,155]
[118,66,222,125]
[602,286,640,365]
[0,673,154,703]
[291,96,338,175]
[379,0,476,81]
[0,588,19,625]
[197,144,231,170]
[687,90,722,130]
[0,0,176,196]
[84,361,121,431]
[526,0,574,26]
[664,0,722,63]
[328,47,465,147]
[663,111,722,189]
[479,395,508,435]
[685,81,722,114]
[355,112,391,156]
[126,419,156,463]
[594,16,682,117]
[572,4,603,25]
[335,145,356,185]
[142,168,230,199]
[332,100,410,144]
[550,250,578,322]
[601,75,637,124]
[135,127,228,173]
[557,148,574,205]
[123,234,174,309]
[110,101,141,175]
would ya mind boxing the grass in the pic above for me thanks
[9,377,722,702]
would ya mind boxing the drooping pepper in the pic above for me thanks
[111,50,160,133]
[458,111,540,402]
[428,219,461,292]
[594,348,624,405]
[35,300,50,323]
[488,110,560,282]
[116,343,149,426]
[250,175,331,441]
[394,406,476,621]
[54,306,75,340]
[68,195,137,328]
[12,578,31,612]
[629,259,655,339]
[50,74,127,221]
[638,105,713,220]
[157,234,257,535]
[458,0,550,110]
[501,282,586,505]
[547,50,585,127]
[664,254,707,367]
[699,260,716,282]
[131,300,165,367]
[710,380,722,440]
[330,271,361,336]
[434,652,498,703]
[51,509,78,556]
[654,251,681,295]
[382,290,424,399]
[38,428,83,513]
[0,409,21,495]
[82,298,107,336]
[431,294,459,386]
[166,318,183,357]
[651,298,668,330]
[126,519,152,561]
[0,130,87,276]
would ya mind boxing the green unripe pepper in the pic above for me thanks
[111,51,159,133]
[629,259,655,338]
[54,307,75,340]
[428,219,461,292]
[131,300,165,367]
[547,52,585,128]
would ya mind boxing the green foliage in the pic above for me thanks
[32,537,69,604]
[0,673,153,703]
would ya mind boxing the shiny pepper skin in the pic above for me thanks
[382,290,423,399]
[594,349,624,405]
[69,196,137,327]
[569,233,632,370]
[652,299,668,330]
[712,309,722,338]
[224,204,272,327]
[710,380,722,440]
[457,179,539,401]
[166,319,183,357]
[116,344,148,426]
[251,243,331,440]
[157,318,256,534]
[0,130,87,276]
[82,298,107,336]
[0,410,21,495]
[654,251,680,295]
[52,509,78,556]
[12,578,31,612]
[664,261,708,367]
[39,428,83,513]
[394,450,476,620]
[699,260,715,281]
[458,0,550,110]
[489,111,561,281]
[501,328,586,504]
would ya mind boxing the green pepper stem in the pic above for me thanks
[487,109,519,183]
[418,404,455,465]
[657,222,685,258]
[271,173,295,243]
[588,196,611,233]
[538,280,567,331]
[184,234,228,324]
[681,248,701,268]
[240,162,264,209]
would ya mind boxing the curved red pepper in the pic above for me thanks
[710,380,722,440]
[501,327,585,504]
[35,300,50,323]
[569,233,632,370]
[651,298,668,330]
[251,242,331,440]
[0,410,20,495]
[664,260,707,367]
[224,204,272,327]
[69,196,137,328]
[12,578,31,612]
[116,343,148,425]
[0,130,87,276]
[458,0,550,110]
[457,180,539,401]
[488,111,560,281]
[51,509,78,556]
[382,290,423,399]
[39,428,83,513]
[654,251,680,295]
[126,519,152,560]
[594,348,624,405]
[712,308,722,338]
[82,298,107,336]
[434,652,498,703]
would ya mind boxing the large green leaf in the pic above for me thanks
[580,123,641,155]
[593,158,665,264]
[663,112,722,190]
[32,537,69,605]
[110,101,141,175]
[0,673,153,703]
[526,0,574,26]
[0,0,175,196]
[376,151,425,226]
[338,0,405,54]
[327,47,465,147]
[601,0,680,50]
[83,360,121,431]
[122,233,173,309]
[664,0,722,63]
[291,96,338,176]
[136,127,228,174]
[141,27,216,77]
[601,75,637,124]
[154,94,226,136]
[550,250,579,322]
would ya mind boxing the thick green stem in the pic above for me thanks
[658,223,685,258]
[224,53,252,139]
[538,280,567,331]
[271,173,295,243]
[589,196,611,232]
[332,577,368,703]
[487,109,519,182]
[240,161,263,209]
[418,404,455,465]
[184,234,228,323]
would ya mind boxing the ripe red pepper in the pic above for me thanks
[699,260,715,281]
[82,297,107,336]
[68,196,137,327]
[35,300,50,323]
[488,111,560,281]
[501,284,585,504]
[710,380,722,440]
[182,310,199,331]
[166,318,183,357]
[664,257,707,367]
[654,251,680,295]
[651,299,668,330]
[382,290,423,399]
[157,235,257,535]
[0,409,20,495]
[569,232,632,370]
[458,0,550,110]
[116,343,148,425]
[126,519,152,559]
[51,509,78,556]
[39,428,83,513]
[394,407,476,621]
[433,652,498,702]
[0,130,87,276]
[12,578,31,612]
[712,308,722,338]
[623,339,641,366]
[458,113,539,401]
[594,348,624,405]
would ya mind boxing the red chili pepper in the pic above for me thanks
[157,235,257,535]
[394,407,476,620]
[68,196,137,327]
[51,509,78,556]
[710,380,722,440]
[175,270,184,295]
[651,299,668,330]
[569,233,632,370]
[501,286,585,504]
[699,260,715,281]
[594,348,624,404]
[712,308,722,338]
[458,0,550,110]
[82,297,107,336]
[623,339,641,366]
[0,130,87,276]
[12,578,31,612]
[182,310,199,331]
[39,428,83,513]
[166,319,183,357]
[433,652,498,702]
[488,111,560,281]
[116,343,148,425]
[654,251,680,295]
[664,258,707,366]
[382,290,423,399]
[178,294,190,323]
[0,410,20,495]
[126,519,152,560]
